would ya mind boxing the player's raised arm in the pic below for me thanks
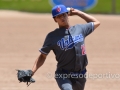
[32,53,47,76]
[68,8,100,30]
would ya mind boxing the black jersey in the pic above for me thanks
[40,22,94,71]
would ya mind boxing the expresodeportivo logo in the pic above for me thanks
[49,0,98,11]
[57,34,83,51]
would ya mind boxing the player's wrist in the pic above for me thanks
[76,10,84,16]
[31,70,36,76]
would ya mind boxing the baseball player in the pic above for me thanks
[31,4,100,90]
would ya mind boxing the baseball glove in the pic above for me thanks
[16,70,35,86]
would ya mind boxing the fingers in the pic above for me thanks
[70,7,74,11]
[68,7,75,16]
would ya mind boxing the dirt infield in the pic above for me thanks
[0,10,120,90]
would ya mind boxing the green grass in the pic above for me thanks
[0,0,52,13]
[86,0,120,14]
[0,0,120,14]
[116,0,120,13]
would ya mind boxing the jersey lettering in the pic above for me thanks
[57,34,84,51]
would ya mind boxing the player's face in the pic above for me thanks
[54,13,69,27]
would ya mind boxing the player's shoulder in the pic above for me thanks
[50,28,61,34]
[74,24,85,27]
[74,22,93,29]
[72,24,85,30]
[46,28,58,38]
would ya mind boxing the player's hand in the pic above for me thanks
[68,8,79,16]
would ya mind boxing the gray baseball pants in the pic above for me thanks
[55,70,86,90]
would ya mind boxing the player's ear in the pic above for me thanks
[53,17,57,23]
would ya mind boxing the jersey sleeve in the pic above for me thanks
[82,22,94,37]
[39,33,53,55]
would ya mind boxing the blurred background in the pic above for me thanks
[0,0,120,90]
[0,0,120,14]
